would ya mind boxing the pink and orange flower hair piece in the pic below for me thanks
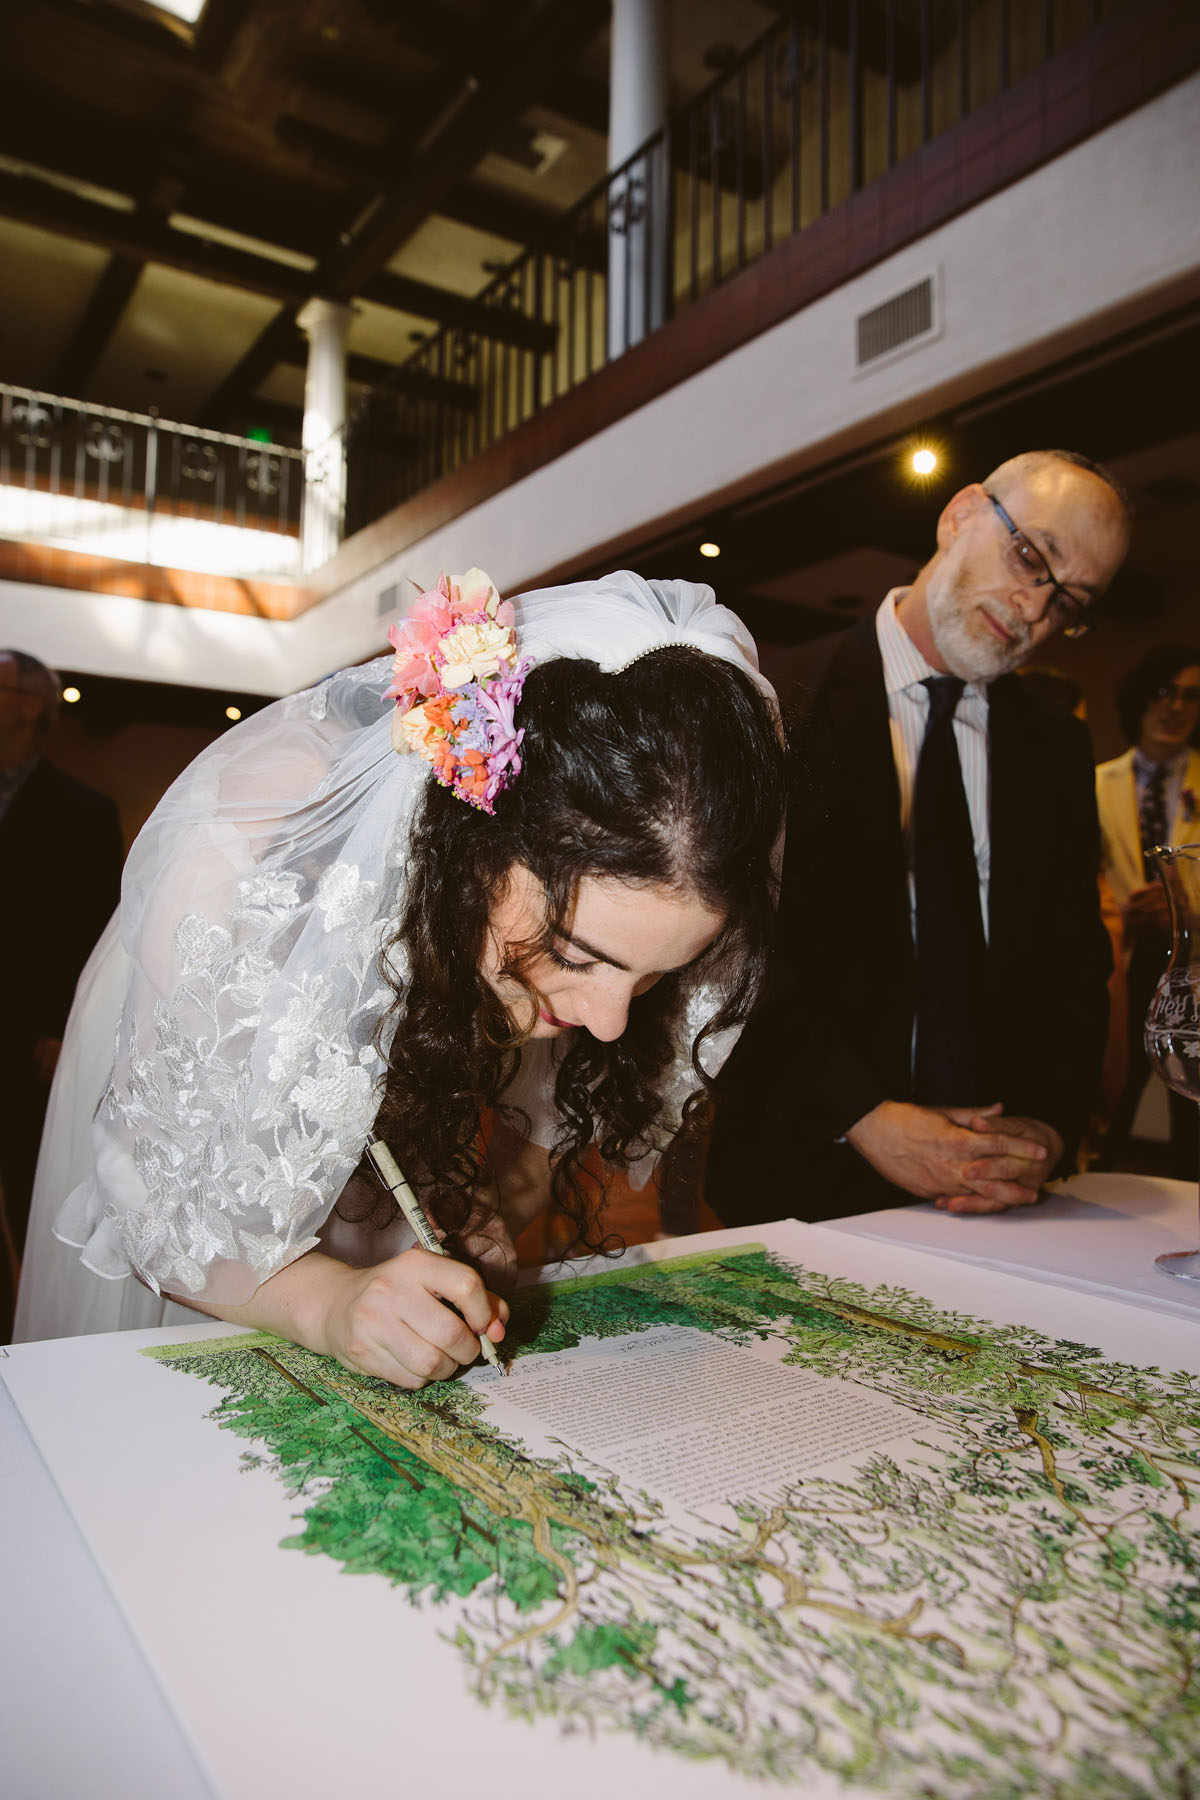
[385,567,531,813]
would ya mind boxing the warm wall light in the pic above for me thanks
[225,705,242,721]
[62,686,81,704]
[699,541,721,558]
[911,448,938,476]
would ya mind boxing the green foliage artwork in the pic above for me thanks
[145,1247,1200,1795]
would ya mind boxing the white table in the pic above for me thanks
[824,1170,1200,1318]
[0,1370,216,1799]
[4,1175,1195,1798]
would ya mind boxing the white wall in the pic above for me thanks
[0,577,372,693]
[3,73,1197,697]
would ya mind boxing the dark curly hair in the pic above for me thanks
[1117,644,1200,746]
[367,644,786,1260]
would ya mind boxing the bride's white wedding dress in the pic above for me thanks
[14,573,771,1343]
[16,917,197,1337]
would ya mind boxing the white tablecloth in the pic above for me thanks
[824,1171,1200,1318]
[0,1375,215,1800]
[4,1175,1194,1797]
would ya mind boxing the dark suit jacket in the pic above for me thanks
[0,757,124,1067]
[706,613,1112,1223]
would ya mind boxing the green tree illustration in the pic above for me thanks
[146,1247,1200,1796]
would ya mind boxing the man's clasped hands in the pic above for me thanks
[846,1100,1062,1214]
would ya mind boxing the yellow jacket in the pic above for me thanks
[1095,744,1200,911]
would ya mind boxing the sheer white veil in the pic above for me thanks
[53,570,775,1304]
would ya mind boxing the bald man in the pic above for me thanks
[707,450,1132,1225]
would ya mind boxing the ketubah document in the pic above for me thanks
[5,1220,1200,1800]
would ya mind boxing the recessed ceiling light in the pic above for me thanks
[62,686,81,704]
[225,705,242,721]
[699,541,721,558]
[911,448,937,476]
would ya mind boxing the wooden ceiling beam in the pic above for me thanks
[271,115,608,273]
[279,336,480,412]
[199,312,315,428]
[316,0,611,302]
[362,272,556,354]
[288,44,611,142]
[0,168,308,301]
[0,89,349,259]
[4,3,608,429]
[437,182,607,272]
[191,0,253,74]
[354,0,477,67]
[53,253,145,397]
[272,114,385,181]
[13,0,195,64]
[535,68,610,137]
[51,178,186,397]
[282,45,424,121]
[201,0,609,425]
[0,167,559,360]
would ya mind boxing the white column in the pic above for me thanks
[607,0,667,359]
[296,297,352,572]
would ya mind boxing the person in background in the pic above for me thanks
[0,651,123,1326]
[707,449,1131,1227]
[1095,644,1200,1176]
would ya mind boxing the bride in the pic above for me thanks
[15,569,785,1386]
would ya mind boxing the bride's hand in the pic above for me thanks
[318,1248,508,1388]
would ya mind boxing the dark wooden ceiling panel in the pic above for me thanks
[0,0,624,416]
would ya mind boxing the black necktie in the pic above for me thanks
[1139,761,1168,877]
[912,677,989,1104]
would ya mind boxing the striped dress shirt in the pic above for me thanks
[875,590,992,941]
[1132,746,1189,858]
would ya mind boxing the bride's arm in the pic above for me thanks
[172,1247,509,1390]
[81,671,414,1310]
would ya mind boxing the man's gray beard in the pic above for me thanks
[925,565,1031,682]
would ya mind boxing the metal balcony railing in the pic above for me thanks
[344,0,1127,535]
[0,385,305,577]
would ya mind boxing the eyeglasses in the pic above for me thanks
[984,490,1096,639]
[1153,682,1200,707]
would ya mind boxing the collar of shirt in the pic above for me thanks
[876,588,990,709]
[1132,747,1188,788]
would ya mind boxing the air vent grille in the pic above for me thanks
[377,582,398,619]
[856,277,935,367]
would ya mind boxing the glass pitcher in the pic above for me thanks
[1145,843,1200,1280]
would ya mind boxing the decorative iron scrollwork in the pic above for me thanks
[245,451,281,496]
[180,440,219,482]
[12,403,53,451]
[85,420,127,463]
[608,175,646,236]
